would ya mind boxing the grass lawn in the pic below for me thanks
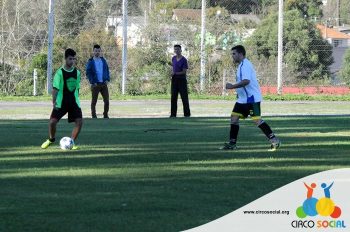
[1,116,350,231]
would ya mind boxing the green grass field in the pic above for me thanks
[1,116,350,232]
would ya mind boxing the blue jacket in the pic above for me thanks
[86,57,110,84]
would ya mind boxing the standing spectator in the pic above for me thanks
[86,44,110,119]
[170,44,191,118]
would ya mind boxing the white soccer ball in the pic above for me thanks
[60,137,74,150]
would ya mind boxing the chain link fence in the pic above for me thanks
[0,0,349,96]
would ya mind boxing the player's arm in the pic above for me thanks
[226,64,251,89]
[52,70,61,108]
[52,88,58,107]
[104,59,110,83]
[77,70,81,90]
[86,60,94,85]
[226,79,250,89]
[174,68,187,76]
[169,59,174,79]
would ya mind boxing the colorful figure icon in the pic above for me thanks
[321,182,334,198]
[304,182,317,199]
[296,182,342,219]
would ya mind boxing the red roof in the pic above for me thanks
[316,24,350,39]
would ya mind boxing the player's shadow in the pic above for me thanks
[1,116,349,171]
[1,116,350,231]
[0,164,328,232]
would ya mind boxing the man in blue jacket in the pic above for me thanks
[86,44,110,118]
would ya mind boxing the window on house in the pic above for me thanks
[333,40,342,47]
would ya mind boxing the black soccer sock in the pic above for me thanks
[230,124,239,143]
[49,138,56,142]
[258,121,275,140]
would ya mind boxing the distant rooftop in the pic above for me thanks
[230,14,260,24]
[172,9,201,22]
[316,24,350,39]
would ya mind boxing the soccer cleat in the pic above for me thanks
[41,139,53,149]
[219,142,238,150]
[72,145,79,150]
[269,139,281,152]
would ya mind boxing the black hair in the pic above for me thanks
[65,48,76,58]
[94,44,101,49]
[174,44,182,49]
[231,45,246,56]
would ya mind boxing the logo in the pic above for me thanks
[291,182,346,229]
[296,182,341,219]
[66,77,77,92]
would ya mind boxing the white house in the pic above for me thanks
[317,24,350,80]
[106,16,146,47]
[317,24,350,47]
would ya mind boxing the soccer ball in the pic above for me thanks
[60,137,73,150]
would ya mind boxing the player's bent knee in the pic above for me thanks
[253,118,263,126]
[49,118,58,125]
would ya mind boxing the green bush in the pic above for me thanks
[14,76,33,96]
[127,63,171,95]
[340,48,350,85]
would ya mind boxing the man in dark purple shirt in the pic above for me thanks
[170,44,191,117]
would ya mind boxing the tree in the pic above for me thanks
[286,0,323,18]
[340,48,350,84]
[339,0,350,24]
[246,9,333,84]
[0,0,48,94]
[85,0,144,28]
[323,0,350,25]
[154,0,277,14]
[28,28,120,96]
[56,0,93,37]
[209,0,259,14]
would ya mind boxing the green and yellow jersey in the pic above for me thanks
[53,66,81,108]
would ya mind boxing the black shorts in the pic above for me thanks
[50,103,82,123]
[231,102,261,119]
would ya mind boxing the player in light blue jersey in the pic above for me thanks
[221,45,280,151]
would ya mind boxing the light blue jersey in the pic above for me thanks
[236,58,262,104]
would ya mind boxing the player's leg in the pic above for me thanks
[91,85,99,118]
[68,106,83,150]
[101,83,110,118]
[220,103,246,150]
[170,78,179,117]
[220,115,240,150]
[253,118,280,151]
[250,103,280,151]
[230,114,240,142]
[49,118,58,140]
[71,118,83,142]
[179,78,191,117]
[41,108,65,149]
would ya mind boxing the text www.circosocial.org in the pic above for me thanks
[243,210,290,215]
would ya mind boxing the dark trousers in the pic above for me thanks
[171,78,191,117]
[91,83,109,117]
